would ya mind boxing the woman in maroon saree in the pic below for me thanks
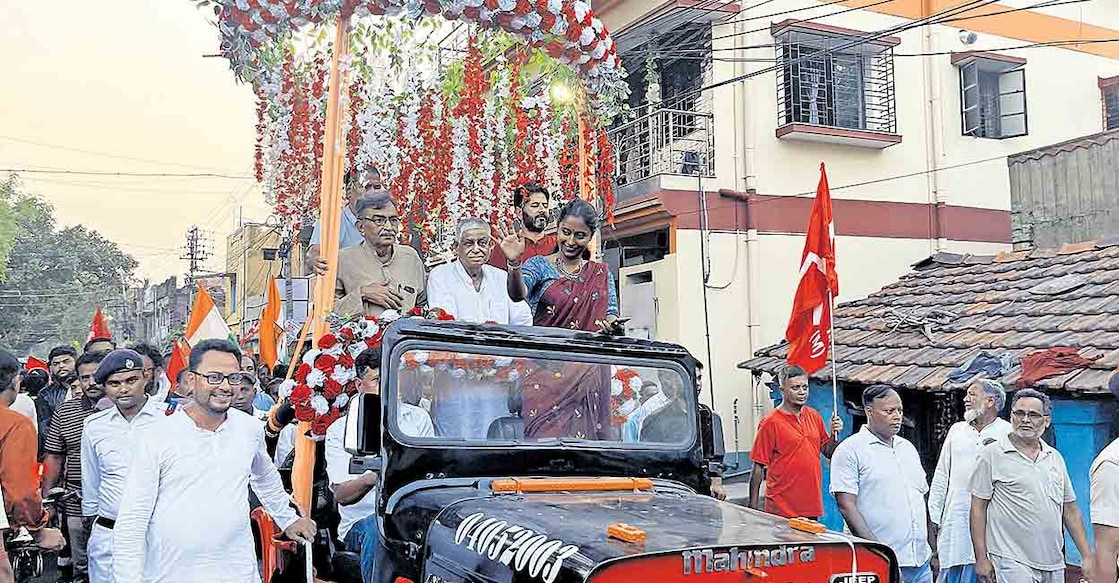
[520,360,615,441]
[500,198,622,333]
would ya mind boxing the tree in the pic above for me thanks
[0,175,138,354]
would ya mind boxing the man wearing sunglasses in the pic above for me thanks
[335,191,427,319]
[113,339,316,583]
[970,389,1093,583]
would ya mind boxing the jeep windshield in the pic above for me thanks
[387,345,695,449]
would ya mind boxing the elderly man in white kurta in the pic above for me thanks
[112,340,316,583]
[427,217,533,326]
[927,379,1012,583]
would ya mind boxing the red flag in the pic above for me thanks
[89,307,111,342]
[24,356,48,372]
[785,163,839,374]
[166,339,190,392]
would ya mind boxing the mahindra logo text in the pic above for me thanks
[681,546,816,575]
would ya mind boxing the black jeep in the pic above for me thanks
[331,319,900,583]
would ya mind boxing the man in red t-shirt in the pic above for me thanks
[749,364,843,519]
[488,183,556,269]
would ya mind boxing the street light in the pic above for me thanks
[551,82,574,104]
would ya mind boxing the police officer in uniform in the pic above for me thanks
[81,350,172,582]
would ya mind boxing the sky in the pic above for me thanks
[1,1,272,282]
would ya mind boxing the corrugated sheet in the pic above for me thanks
[1009,129,1119,249]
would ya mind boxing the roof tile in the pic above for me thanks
[748,242,1119,394]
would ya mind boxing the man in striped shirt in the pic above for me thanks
[43,350,107,583]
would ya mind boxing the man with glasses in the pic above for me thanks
[308,167,382,276]
[81,349,167,582]
[43,350,107,583]
[335,191,427,318]
[113,339,315,582]
[970,389,1093,583]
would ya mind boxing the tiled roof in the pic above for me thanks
[739,238,1119,394]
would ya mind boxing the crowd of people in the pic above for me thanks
[3,171,1118,583]
[0,339,315,583]
[749,364,1119,583]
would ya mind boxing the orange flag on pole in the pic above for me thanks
[259,277,283,369]
[89,307,111,341]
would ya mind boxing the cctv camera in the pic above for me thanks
[959,30,978,45]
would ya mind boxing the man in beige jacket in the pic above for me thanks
[335,190,426,318]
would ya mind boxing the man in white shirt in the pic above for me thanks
[1090,371,1119,583]
[112,340,316,583]
[970,389,1092,583]
[927,379,1012,583]
[326,348,433,583]
[81,349,168,583]
[427,217,532,326]
[831,385,934,583]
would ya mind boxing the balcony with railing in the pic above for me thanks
[608,95,716,197]
[772,20,902,149]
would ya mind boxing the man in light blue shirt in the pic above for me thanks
[307,167,381,275]
[831,384,934,583]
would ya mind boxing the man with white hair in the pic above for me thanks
[928,379,1012,583]
[428,217,533,326]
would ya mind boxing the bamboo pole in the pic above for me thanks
[292,13,351,515]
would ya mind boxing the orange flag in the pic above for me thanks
[259,277,283,369]
[89,307,112,341]
[166,339,190,391]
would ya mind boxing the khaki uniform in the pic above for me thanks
[335,242,426,318]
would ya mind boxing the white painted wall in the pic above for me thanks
[620,229,1012,445]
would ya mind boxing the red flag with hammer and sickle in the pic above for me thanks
[785,163,839,374]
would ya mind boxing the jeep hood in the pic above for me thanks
[414,483,897,583]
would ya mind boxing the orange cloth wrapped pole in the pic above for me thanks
[292,13,350,515]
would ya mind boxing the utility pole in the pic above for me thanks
[181,226,212,289]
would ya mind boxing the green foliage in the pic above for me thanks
[0,176,138,355]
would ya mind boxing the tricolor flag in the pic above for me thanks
[185,283,236,347]
[785,163,839,374]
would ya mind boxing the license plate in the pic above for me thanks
[829,574,880,583]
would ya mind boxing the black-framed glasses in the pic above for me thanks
[359,216,402,227]
[1011,410,1048,421]
[190,370,249,386]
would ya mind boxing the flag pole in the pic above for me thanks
[291,12,350,515]
[828,290,839,438]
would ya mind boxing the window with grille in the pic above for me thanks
[959,60,1027,139]
[1105,84,1119,131]
[774,29,897,134]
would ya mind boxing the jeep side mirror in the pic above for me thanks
[343,392,382,457]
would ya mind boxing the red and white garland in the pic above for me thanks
[278,307,453,437]
[215,0,626,119]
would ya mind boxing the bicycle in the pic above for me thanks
[4,487,76,582]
